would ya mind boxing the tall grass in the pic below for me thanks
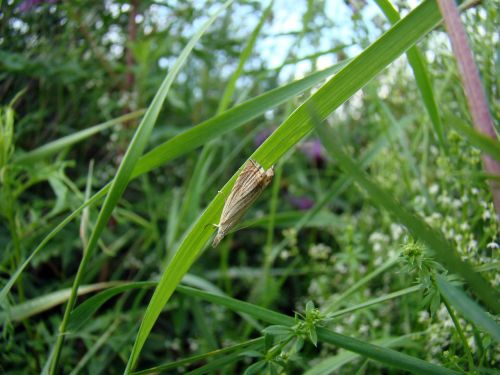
[1,0,498,374]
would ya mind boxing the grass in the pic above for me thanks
[1,0,499,374]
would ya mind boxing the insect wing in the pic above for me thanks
[219,160,264,227]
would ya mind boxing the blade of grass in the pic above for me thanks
[0,282,120,322]
[177,285,459,375]
[68,277,261,335]
[131,60,348,178]
[217,0,273,113]
[48,2,234,373]
[69,318,122,375]
[14,110,145,164]
[177,0,273,235]
[323,256,400,313]
[131,338,265,375]
[305,333,423,375]
[126,1,452,370]
[313,109,500,314]
[0,59,348,308]
[328,285,422,319]
[374,0,446,150]
[436,274,500,344]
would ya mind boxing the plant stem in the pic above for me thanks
[436,0,500,219]
[442,297,475,371]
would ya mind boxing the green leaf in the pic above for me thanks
[244,360,267,375]
[130,59,348,178]
[436,274,500,344]
[309,326,318,347]
[262,325,294,336]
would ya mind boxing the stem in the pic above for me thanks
[436,0,500,219]
[442,297,475,371]
[323,255,400,314]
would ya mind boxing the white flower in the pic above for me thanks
[487,242,499,249]
[280,250,291,260]
[308,244,331,260]
[369,232,388,243]
[418,310,430,323]
[390,223,404,240]
[429,184,439,195]
[452,199,462,209]
[467,239,478,251]
[360,324,369,334]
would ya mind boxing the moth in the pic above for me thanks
[212,159,274,247]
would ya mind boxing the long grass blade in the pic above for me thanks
[374,0,446,149]
[0,60,347,308]
[126,0,451,370]
[436,274,500,344]
[48,2,234,373]
[177,286,459,375]
[14,110,145,164]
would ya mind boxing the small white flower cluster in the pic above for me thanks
[308,243,331,260]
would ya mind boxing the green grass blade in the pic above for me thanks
[68,282,154,331]
[315,328,457,375]
[0,187,107,306]
[0,60,347,308]
[435,274,500,344]
[177,286,459,375]
[446,113,500,161]
[0,282,119,322]
[126,0,450,369]
[328,285,422,319]
[132,338,264,375]
[305,334,422,375]
[131,60,348,178]
[374,0,446,149]
[217,0,273,113]
[323,256,400,313]
[13,110,145,164]
[313,111,500,314]
[48,2,234,373]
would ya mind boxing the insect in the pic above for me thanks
[212,159,274,247]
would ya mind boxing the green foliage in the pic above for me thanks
[1,0,499,374]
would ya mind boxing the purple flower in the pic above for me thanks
[299,138,327,168]
[18,0,57,13]
[288,194,315,211]
[254,127,274,147]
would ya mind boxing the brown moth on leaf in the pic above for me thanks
[212,159,274,247]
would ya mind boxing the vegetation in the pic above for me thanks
[0,0,498,374]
